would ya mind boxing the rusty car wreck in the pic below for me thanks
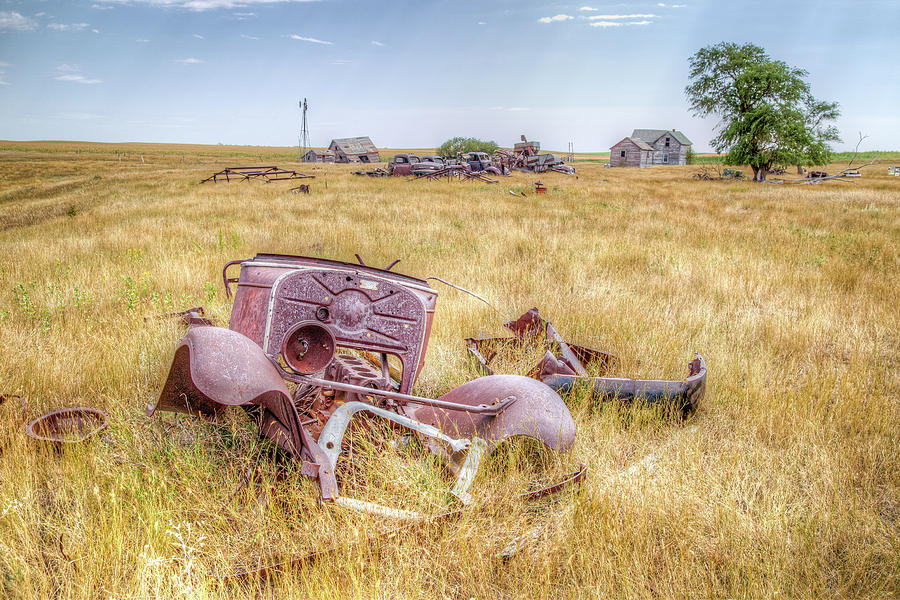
[148,254,576,511]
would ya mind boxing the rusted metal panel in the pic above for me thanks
[466,308,705,416]
[409,374,576,456]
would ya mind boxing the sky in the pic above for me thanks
[0,0,898,152]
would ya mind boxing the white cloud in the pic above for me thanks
[0,62,9,67]
[0,72,8,86]
[579,6,598,10]
[507,107,530,112]
[92,3,115,8]
[136,37,150,42]
[0,11,38,31]
[192,33,204,38]
[371,40,385,46]
[232,11,255,18]
[288,34,333,45]
[92,28,100,33]
[173,57,204,64]
[91,0,318,11]
[587,14,658,19]
[47,23,92,31]
[538,14,573,23]
[55,74,103,84]
[330,59,351,65]
[477,21,486,25]
[50,112,105,120]
[590,19,653,27]
[240,33,259,39]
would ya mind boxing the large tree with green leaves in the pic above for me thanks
[437,137,498,159]
[685,42,840,181]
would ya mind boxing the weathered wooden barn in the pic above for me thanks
[609,129,693,167]
[302,148,335,163]
[609,137,653,168]
[328,137,380,163]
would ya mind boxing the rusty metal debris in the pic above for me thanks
[220,463,587,582]
[352,167,389,177]
[25,407,108,443]
[493,135,576,175]
[408,165,498,183]
[200,166,314,184]
[149,255,576,508]
[467,308,706,416]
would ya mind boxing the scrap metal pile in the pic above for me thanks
[493,135,576,175]
[149,254,707,516]
[408,164,499,184]
[352,167,389,177]
[200,166,315,183]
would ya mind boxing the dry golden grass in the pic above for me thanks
[0,141,898,598]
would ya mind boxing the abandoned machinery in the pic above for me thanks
[149,254,706,515]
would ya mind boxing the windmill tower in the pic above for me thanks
[298,98,310,161]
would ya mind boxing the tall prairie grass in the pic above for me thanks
[0,142,897,598]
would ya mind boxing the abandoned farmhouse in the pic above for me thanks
[301,148,336,163]
[327,136,380,163]
[609,129,693,167]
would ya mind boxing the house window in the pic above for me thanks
[620,150,626,158]
[663,153,669,163]
[665,137,670,147]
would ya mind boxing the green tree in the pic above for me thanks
[685,42,840,181]
[437,137,498,158]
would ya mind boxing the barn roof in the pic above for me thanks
[330,136,378,155]
[612,136,653,151]
[305,148,335,156]
[631,129,693,146]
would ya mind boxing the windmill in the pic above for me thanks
[298,98,310,161]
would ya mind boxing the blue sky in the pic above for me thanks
[1,0,898,151]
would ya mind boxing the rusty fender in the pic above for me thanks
[148,326,338,499]
[408,374,576,460]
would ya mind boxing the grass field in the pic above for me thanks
[0,141,898,599]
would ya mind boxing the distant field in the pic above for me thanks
[0,140,897,599]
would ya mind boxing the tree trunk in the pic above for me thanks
[758,168,767,182]
[751,165,761,181]
[797,165,804,175]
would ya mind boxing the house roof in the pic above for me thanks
[612,136,653,151]
[305,149,335,156]
[330,136,378,155]
[631,129,693,146]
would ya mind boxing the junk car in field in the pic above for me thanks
[148,254,576,507]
